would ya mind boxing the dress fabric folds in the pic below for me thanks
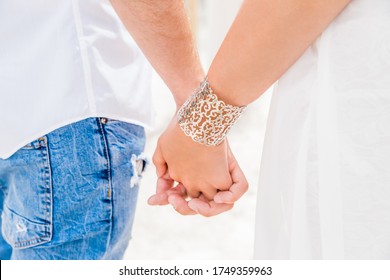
[254,0,390,259]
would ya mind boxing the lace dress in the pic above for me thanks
[254,0,390,259]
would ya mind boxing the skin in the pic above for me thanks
[152,0,352,215]
[150,138,247,216]
[111,0,352,217]
[207,0,352,106]
[110,0,248,216]
[110,0,204,106]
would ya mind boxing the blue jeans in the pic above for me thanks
[0,118,146,259]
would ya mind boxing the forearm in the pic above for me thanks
[110,0,204,106]
[207,0,351,106]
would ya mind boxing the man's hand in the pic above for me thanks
[149,118,248,217]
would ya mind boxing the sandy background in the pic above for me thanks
[124,0,273,259]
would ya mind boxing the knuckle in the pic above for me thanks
[152,154,160,165]
[219,178,232,191]
[188,190,200,199]
[204,191,217,201]
[183,181,198,194]
[169,171,180,181]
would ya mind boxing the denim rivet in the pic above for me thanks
[101,118,108,124]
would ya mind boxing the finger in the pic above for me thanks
[186,188,201,200]
[197,193,211,203]
[188,198,234,217]
[166,183,187,196]
[157,175,174,193]
[152,142,168,178]
[168,193,197,215]
[198,187,218,202]
[148,176,175,206]
[148,192,169,206]
[214,146,249,204]
[148,182,187,206]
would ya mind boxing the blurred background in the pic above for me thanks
[125,0,272,259]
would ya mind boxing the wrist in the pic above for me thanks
[176,78,247,146]
[170,73,205,108]
[170,118,227,153]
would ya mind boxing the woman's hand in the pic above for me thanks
[153,117,233,200]
[149,117,248,217]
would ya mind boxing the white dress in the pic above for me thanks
[254,0,390,259]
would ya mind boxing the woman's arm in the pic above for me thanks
[208,0,351,106]
[155,0,352,215]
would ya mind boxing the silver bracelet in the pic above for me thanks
[177,79,246,146]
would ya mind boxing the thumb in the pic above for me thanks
[214,145,248,204]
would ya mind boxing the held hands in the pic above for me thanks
[149,117,248,217]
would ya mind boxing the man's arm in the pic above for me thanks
[110,0,203,106]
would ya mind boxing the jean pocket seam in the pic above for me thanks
[2,206,52,249]
[39,136,53,233]
[1,136,53,249]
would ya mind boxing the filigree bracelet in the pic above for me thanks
[177,79,247,146]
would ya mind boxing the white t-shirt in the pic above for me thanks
[0,0,153,159]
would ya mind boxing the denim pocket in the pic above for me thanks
[1,136,52,249]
